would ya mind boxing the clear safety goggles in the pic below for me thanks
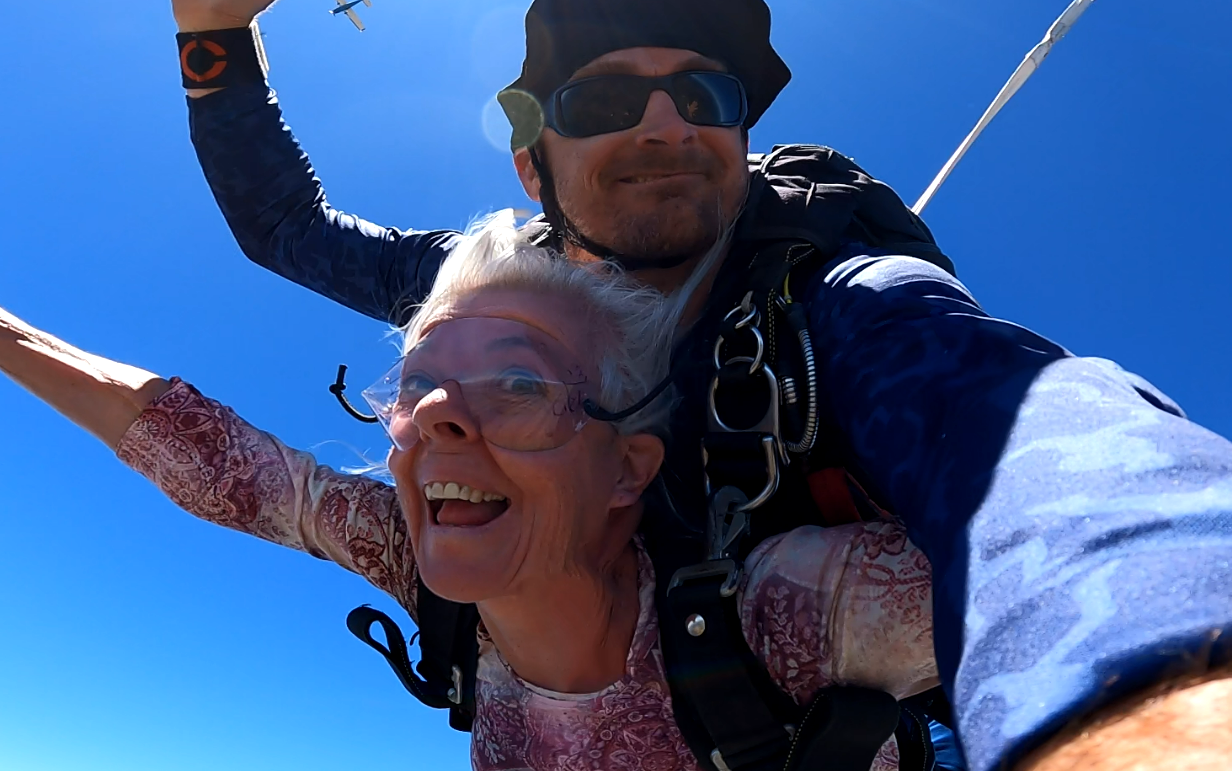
[361,317,597,453]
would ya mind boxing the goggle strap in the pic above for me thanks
[331,364,381,424]
[584,366,677,423]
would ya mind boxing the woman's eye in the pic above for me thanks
[400,373,437,398]
[499,370,548,396]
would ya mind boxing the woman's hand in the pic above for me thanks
[0,306,170,450]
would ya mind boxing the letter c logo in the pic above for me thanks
[181,39,228,83]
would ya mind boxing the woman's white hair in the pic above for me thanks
[402,210,684,436]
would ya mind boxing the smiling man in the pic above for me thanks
[168,0,1232,770]
[506,48,751,279]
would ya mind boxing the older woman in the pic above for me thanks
[0,217,941,771]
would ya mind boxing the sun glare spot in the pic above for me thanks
[482,95,512,154]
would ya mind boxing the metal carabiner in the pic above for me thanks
[705,357,787,513]
[707,357,783,437]
[740,436,782,512]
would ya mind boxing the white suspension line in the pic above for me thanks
[912,0,1097,215]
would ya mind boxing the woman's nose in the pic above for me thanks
[407,381,481,446]
[636,89,698,146]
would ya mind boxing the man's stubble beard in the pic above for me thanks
[576,194,727,264]
[552,163,745,266]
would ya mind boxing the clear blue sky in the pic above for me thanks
[1,0,1229,769]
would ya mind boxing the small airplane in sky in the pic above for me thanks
[330,0,372,31]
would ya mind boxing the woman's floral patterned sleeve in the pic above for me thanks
[741,522,938,703]
[115,378,416,613]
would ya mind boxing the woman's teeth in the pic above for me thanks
[423,482,506,504]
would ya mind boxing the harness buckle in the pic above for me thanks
[706,486,752,561]
[447,665,463,705]
[667,558,742,599]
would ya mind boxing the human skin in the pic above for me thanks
[163,1,1232,765]
[2,288,662,695]
[0,306,170,448]
[387,287,664,693]
[513,49,751,285]
[1017,670,1232,771]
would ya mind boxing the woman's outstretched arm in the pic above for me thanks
[0,305,416,613]
[0,306,170,449]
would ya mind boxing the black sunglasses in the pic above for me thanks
[543,71,749,139]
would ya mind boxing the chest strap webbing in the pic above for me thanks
[662,556,902,771]
[663,560,795,771]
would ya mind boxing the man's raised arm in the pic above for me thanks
[174,1,459,324]
[806,252,1232,771]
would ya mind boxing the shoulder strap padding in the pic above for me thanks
[742,145,956,276]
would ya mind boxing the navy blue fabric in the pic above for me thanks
[189,85,1232,771]
[931,720,964,771]
[189,85,461,324]
[803,253,1232,770]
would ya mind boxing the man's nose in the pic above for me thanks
[635,89,698,146]
[408,382,481,446]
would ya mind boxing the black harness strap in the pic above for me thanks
[664,559,795,771]
[415,583,481,732]
[784,689,902,771]
[894,703,939,771]
[662,228,918,771]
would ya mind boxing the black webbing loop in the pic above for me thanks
[345,605,455,709]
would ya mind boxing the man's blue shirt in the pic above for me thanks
[189,84,1232,771]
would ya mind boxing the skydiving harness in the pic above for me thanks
[338,145,957,771]
[655,266,901,771]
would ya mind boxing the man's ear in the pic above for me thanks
[609,433,666,510]
[513,148,542,202]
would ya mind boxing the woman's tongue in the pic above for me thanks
[436,499,506,527]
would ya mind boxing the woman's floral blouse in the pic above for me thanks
[117,379,938,771]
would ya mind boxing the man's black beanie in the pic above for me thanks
[499,0,791,148]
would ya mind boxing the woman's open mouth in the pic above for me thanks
[424,481,510,527]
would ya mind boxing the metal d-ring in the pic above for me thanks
[713,324,765,375]
[723,300,758,331]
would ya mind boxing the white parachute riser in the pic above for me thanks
[912,0,1097,215]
